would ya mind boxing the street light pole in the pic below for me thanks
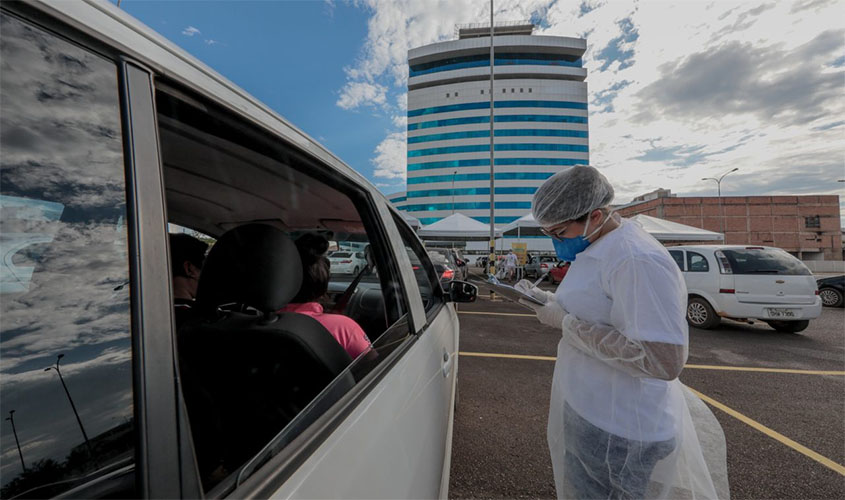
[451,170,457,215]
[702,167,739,236]
[45,354,94,459]
[6,410,26,473]
[488,0,496,278]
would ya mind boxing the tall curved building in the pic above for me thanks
[405,23,588,226]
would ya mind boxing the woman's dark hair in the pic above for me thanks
[291,233,330,303]
[169,233,208,277]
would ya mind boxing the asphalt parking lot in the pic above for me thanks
[449,273,845,499]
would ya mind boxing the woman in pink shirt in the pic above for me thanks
[279,233,372,359]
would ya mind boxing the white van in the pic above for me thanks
[668,245,821,333]
[0,1,476,498]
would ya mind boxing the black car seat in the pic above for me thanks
[176,223,353,489]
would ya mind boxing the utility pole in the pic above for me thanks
[6,410,26,473]
[488,0,496,279]
[452,170,457,214]
[45,354,95,461]
[702,167,739,236]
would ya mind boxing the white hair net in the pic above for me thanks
[532,166,615,226]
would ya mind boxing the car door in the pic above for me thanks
[253,206,457,499]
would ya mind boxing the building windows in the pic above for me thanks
[406,187,538,198]
[407,128,589,144]
[805,216,821,228]
[404,201,532,212]
[454,92,458,97]
[407,100,588,117]
[520,88,524,93]
[407,172,555,184]
[408,52,583,77]
[407,157,587,171]
[408,143,589,157]
[480,89,484,94]
[528,88,532,93]
[407,114,587,130]
[446,93,450,98]
[502,88,506,94]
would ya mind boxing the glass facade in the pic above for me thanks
[407,100,587,117]
[408,157,587,172]
[410,52,582,77]
[407,186,537,198]
[408,128,588,144]
[404,201,532,212]
[408,143,589,157]
[407,114,588,130]
[407,172,555,184]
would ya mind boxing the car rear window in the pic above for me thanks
[722,249,811,276]
[331,252,351,258]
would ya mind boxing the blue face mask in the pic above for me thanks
[551,212,611,262]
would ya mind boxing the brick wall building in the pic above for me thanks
[617,195,843,260]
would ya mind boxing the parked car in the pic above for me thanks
[328,250,368,275]
[0,2,477,498]
[816,275,844,307]
[525,255,558,280]
[428,249,459,286]
[548,261,571,285]
[668,246,821,333]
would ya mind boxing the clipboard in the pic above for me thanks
[485,275,546,306]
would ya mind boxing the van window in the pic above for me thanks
[394,215,445,313]
[669,250,685,271]
[155,82,409,492]
[687,252,710,272]
[721,248,811,276]
[0,12,135,498]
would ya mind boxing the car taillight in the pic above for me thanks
[719,288,735,294]
[441,269,454,280]
[412,266,420,270]
[815,290,820,295]
[714,250,732,274]
[541,264,548,269]
[340,260,352,264]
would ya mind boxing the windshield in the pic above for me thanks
[722,249,811,276]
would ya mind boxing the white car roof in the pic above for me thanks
[669,245,780,252]
[27,0,384,203]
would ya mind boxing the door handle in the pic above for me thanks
[442,349,454,378]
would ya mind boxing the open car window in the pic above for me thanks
[155,81,409,493]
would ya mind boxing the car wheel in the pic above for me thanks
[686,297,720,329]
[819,287,844,308]
[765,320,810,333]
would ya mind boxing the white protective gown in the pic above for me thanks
[549,218,729,499]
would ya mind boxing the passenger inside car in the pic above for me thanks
[169,233,208,327]
[279,233,372,359]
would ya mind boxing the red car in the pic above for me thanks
[548,261,570,285]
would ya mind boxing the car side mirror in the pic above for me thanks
[448,280,478,303]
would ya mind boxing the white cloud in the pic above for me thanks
[371,131,407,180]
[336,81,388,110]
[182,26,201,37]
[204,39,220,45]
[345,0,845,207]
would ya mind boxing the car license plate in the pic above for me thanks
[767,308,796,319]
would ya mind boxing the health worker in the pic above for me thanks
[515,166,728,499]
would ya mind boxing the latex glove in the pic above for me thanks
[514,279,555,304]
[561,313,686,381]
[520,301,567,331]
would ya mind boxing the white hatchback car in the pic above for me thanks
[0,2,477,498]
[668,245,821,333]
[328,250,368,275]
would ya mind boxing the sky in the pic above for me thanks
[114,0,844,216]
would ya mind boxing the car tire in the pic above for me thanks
[819,287,844,308]
[686,297,720,329]
[766,320,810,333]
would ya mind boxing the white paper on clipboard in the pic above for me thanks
[485,275,546,306]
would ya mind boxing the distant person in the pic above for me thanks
[505,250,518,281]
[170,233,208,327]
[279,233,372,359]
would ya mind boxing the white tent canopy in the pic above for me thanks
[418,213,502,240]
[630,214,724,241]
[501,212,539,234]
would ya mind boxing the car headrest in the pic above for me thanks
[196,224,302,312]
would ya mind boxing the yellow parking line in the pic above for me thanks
[687,388,845,476]
[458,352,845,376]
[685,364,845,376]
[458,311,535,317]
[459,351,557,361]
